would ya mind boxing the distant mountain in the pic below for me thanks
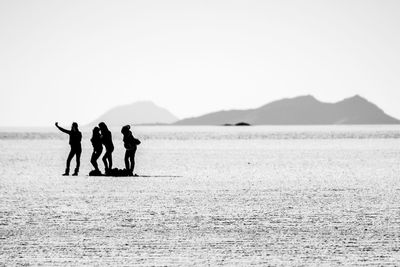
[89,101,178,126]
[175,95,399,125]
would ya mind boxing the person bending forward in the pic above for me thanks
[121,125,140,176]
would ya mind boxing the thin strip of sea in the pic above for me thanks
[1,125,400,266]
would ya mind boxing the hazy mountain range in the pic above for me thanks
[89,95,399,126]
[176,95,399,125]
[89,101,178,126]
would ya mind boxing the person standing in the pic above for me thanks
[121,125,140,176]
[55,122,82,176]
[90,126,103,173]
[98,122,114,174]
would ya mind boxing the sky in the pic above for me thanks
[1,0,400,126]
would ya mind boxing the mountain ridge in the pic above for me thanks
[175,95,399,125]
[89,101,179,126]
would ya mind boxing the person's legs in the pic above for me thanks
[124,150,129,170]
[102,152,109,171]
[103,149,113,173]
[124,149,136,175]
[91,150,101,171]
[73,148,81,175]
[91,151,97,170]
[129,150,136,173]
[108,149,113,170]
[64,149,74,175]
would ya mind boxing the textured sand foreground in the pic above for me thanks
[1,128,400,265]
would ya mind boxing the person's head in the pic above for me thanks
[121,125,131,135]
[98,122,108,132]
[71,122,78,132]
[92,126,100,135]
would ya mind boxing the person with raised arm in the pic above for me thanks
[121,125,141,176]
[98,122,114,174]
[55,122,82,176]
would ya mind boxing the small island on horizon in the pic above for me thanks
[223,122,251,126]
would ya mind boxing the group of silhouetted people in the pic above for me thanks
[55,122,140,176]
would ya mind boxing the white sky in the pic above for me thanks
[1,0,400,126]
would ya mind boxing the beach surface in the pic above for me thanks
[1,126,400,266]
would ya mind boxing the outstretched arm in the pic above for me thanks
[55,122,70,134]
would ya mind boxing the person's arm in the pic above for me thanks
[55,122,70,134]
[133,136,141,145]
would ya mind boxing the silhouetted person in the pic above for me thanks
[121,125,141,175]
[55,122,82,176]
[98,122,114,174]
[90,126,103,173]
